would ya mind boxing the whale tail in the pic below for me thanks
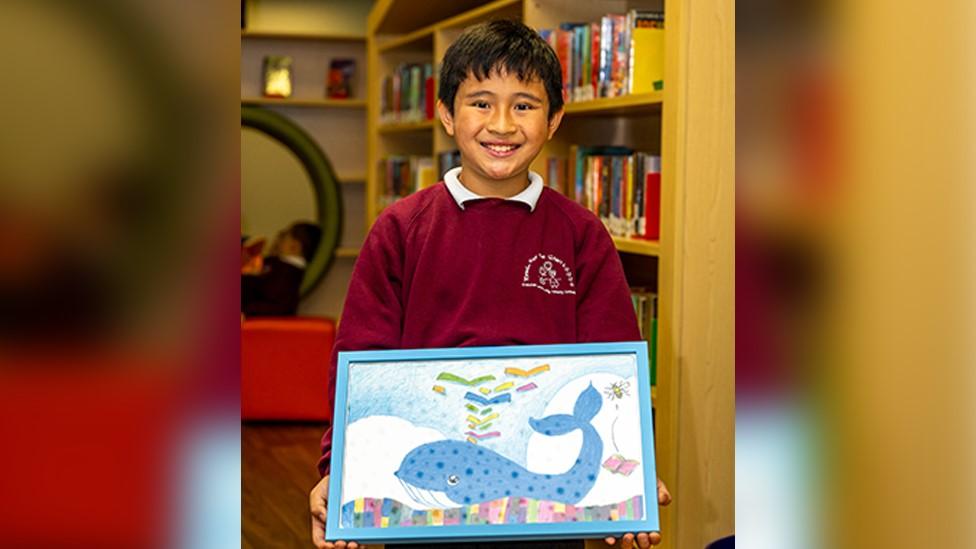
[529,383,602,436]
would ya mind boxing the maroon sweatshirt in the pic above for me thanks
[317,181,640,476]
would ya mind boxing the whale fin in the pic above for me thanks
[529,384,604,436]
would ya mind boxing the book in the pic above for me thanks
[438,150,462,177]
[628,10,666,94]
[262,55,292,98]
[546,156,567,195]
[326,58,355,99]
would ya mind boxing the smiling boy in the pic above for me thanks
[310,20,669,549]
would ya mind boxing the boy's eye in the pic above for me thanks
[471,101,490,109]
[514,103,536,111]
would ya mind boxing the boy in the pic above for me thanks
[310,20,669,549]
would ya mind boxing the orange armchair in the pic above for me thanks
[241,316,335,422]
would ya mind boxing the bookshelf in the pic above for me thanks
[241,0,371,318]
[366,0,679,545]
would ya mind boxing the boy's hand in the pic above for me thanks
[604,478,672,548]
[309,475,367,549]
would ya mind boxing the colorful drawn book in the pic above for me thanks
[602,454,640,476]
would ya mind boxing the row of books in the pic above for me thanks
[261,55,356,99]
[631,288,659,385]
[380,63,435,124]
[547,147,661,240]
[438,150,462,176]
[539,9,665,103]
[378,155,437,208]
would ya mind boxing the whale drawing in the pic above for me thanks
[394,383,604,508]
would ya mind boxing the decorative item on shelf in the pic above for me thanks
[263,55,293,98]
[327,58,356,99]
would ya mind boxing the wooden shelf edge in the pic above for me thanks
[375,0,519,53]
[241,30,366,42]
[612,236,660,256]
[563,92,664,115]
[376,27,434,52]
[433,0,522,31]
[378,119,436,133]
[242,97,367,109]
[335,247,361,258]
[337,173,367,184]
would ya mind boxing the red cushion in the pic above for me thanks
[241,316,335,421]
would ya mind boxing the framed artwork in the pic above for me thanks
[325,342,659,544]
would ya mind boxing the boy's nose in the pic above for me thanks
[487,109,516,134]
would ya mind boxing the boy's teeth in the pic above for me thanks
[485,144,516,152]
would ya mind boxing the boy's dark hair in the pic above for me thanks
[289,221,322,263]
[438,19,564,120]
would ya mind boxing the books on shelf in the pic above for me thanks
[538,8,665,104]
[380,62,435,124]
[437,150,462,178]
[546,156,568,196]
[379,155,436,208]
[631,288,659,385]
[262,55,293,98]
[560,146,660,240]
[326,59,356,99]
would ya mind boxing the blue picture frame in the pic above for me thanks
[326,342,658,544]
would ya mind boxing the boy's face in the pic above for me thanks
[437,69,563,196]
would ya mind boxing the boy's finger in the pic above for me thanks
[649,532,662,545]
[657,479,672,505]
[310,515,327,548]
[605,536,617,545]
[621,533,635,549]
[636,532,651,549]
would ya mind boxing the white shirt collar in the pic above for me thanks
[279,254,307,269]
[443,167,544,212]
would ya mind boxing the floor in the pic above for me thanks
[243,422,329,549]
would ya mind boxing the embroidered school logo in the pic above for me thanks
[521,253,576,295]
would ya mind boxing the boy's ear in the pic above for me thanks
[436,100,455,136]
[547,108,565,140]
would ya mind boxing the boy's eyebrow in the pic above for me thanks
[464,90,544,103]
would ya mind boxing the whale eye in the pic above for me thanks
[447,474,460,486]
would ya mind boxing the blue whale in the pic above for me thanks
[394,383,603,507]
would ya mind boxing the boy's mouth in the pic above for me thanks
[480,142,521,157]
